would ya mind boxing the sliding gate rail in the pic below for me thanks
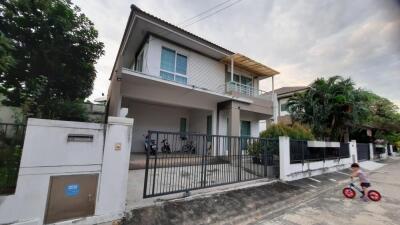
[143,131,279,198]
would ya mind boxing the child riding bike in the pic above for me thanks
[350,163,370,201]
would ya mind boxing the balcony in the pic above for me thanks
[121,68,273,104]
[220,81,271,99]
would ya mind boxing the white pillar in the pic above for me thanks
[272,76,275,93]
[389,145,393,155]
[230,57,234,82]
[273,93,279,124]
[369,143,374,160]
[96,117,134,217]
[350,140,358,163]
[279,136,290,181]
[382,145,388,159]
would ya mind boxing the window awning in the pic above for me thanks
[221,53,279,78]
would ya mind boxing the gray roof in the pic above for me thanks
[265,86,309,96]
[110,4,235,80]
[130,4,234,55]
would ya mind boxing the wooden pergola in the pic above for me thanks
[221,53,280,92]
[221,53,279,78]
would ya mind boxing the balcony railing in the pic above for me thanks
[224,81,269,98]
[122,68,273,100]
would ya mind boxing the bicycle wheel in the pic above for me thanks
[368,190,381,201]
[343,188,356,199]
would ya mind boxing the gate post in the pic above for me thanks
[279,136,290,181]
[96,117,134,217]
[369,143,374,160]
[350,140,358,163]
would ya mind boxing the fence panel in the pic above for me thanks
[357,143,370,161]
[0,123,26,195]
[143,131,279,198]
[290,140,350,164]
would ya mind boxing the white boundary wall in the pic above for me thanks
[279,137,357,181]
[389,145,394,155]
[0,117,133,225]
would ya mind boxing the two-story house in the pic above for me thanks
[273,86,309,125]
[107,5,280,153]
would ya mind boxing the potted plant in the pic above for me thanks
[247,141,262,164]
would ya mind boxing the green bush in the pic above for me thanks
[247,141,261,156]
[260,123,314,140]
[0,140,22,194]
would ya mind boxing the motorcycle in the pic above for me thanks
[181,140,196,154]
[161,138,171,153]
[144,134,157,155]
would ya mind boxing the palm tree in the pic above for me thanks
[288,76,368,142]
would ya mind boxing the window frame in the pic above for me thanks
[160,46,188,84]
[135,48,144,72]
[231,73,254,87]
[280,102,289,112]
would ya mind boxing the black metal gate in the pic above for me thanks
[357,143,370,161]
[143,131,279,198]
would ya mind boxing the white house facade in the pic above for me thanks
[107,5,280,153]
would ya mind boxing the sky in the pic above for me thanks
[72,0,400,106]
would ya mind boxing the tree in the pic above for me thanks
[0,32,15,75]
[0,0,104,121]
[288,76,369,142]
[352,91,400,144]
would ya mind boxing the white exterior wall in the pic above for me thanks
[218,110,229,136]
[124,100,215,153]
[0,117,134,225]
[126,100,191,153]
[279,137,357,181]
[145,35,226,91]
[189,109,211,134]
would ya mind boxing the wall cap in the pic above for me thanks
[27,118,104,130]
[108,116,134,126]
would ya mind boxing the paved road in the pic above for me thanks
[257,158,400,225]
[125,158,400,225]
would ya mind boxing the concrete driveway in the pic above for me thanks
[256,158,400,225]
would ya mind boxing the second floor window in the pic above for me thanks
[135,49,144,72]
[280,103,289,112]
[160,47,188,84]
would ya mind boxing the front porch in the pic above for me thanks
[122,97,215,154]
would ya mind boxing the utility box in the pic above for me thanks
[44,174,99,224]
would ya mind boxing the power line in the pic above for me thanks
[177,0,234,27]
[182,0,244,28]
[141,0,245,73]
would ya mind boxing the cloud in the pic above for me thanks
[72,0,400,107]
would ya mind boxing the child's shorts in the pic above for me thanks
[361,182,371,188]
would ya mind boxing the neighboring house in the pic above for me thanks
[271,86,309,125]
[0,93,105,124]
[0,94,23,124]
[84,102,106,123]
[107,5,280,153]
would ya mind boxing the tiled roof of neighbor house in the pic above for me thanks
[265,86,309,96]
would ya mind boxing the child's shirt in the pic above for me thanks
[357,170,369,183]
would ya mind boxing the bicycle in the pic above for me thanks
[342,182,381,201]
